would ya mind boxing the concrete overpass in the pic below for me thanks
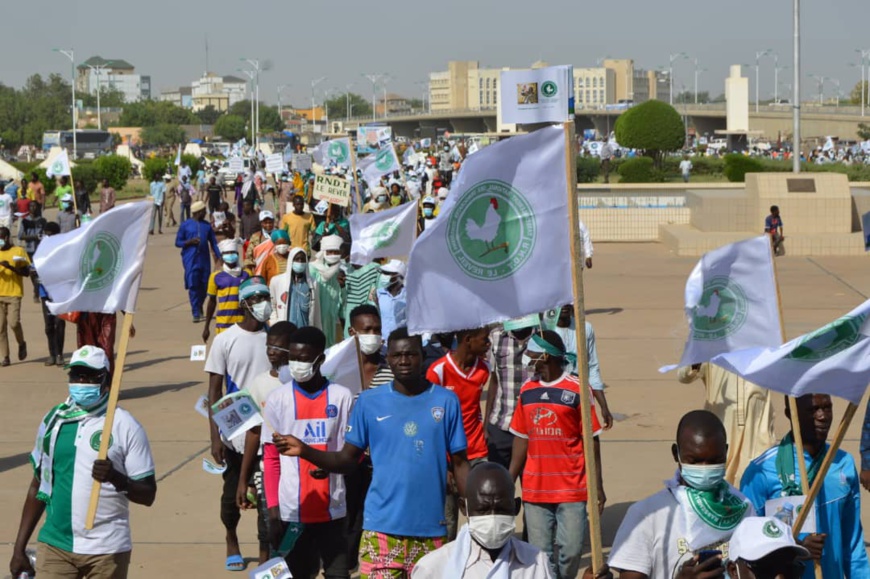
[341,103,869,144]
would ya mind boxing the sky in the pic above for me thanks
[1,0,865,106]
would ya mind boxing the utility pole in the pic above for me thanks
[669,52,688,105]
[277,84,290,119]
[54,48,77,159]
[311,76,327,130]
[362,73,385,122]
[693,58,707,104]
[755,49,773,112]
[86,64,107,130]
[856,49,870,117]
[238,69,256,146]
[345,83,354,119]
[242,58,260,150]
[793,0,801,173]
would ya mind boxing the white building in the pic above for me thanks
[76,56,151,102]
[190,73,247,112]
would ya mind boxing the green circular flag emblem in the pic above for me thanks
[89,430,114,452]
[763,520,784,538]
[541,81,558,98]
[690,276,748,341]
[374,148,394,172]
[79,232,123,292]
[372,220,400,250]
[328,141,349,164]
[446,180,536,281]
[50,160,64,175]
[786,312,867,362]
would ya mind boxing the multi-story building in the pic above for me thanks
[76,56,151,102]
[573,67,616,109]
[632,69,671,104]
[602,59,634,103]
[376,93,412,116]
[190,73,247,112]
[160,86,193,109]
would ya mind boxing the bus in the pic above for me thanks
[42,130,113,158]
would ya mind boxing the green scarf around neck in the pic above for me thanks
[775,432,825,496]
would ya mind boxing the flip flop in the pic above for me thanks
[225,554,245,572]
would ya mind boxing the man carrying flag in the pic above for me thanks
[175,201,220,323]
[9,346,156,579]
[740,394,870,578]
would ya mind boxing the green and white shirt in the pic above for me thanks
[30,407,154,555]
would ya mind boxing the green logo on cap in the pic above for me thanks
[79,232,123,292]
[446,180,536,281]
[691,277,748,341]
[762,520,783,538]
[786,312,867,362]
[541,81,558,98]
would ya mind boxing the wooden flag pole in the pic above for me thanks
[563,121,604,571]
[770,246,821,579]
[792,402,859,534]
[349,139,363,213]
[84,312,135,530]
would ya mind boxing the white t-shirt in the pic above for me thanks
[0,192,14,219]
[608,487,752,578]
[246,371,282,410]
[31,408,154,555]
[680,160,693,174]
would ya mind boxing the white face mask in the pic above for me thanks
[467,514,515,550]
[248,300,272,322]
[275,244,290,256]
[223,263,242,276]
[287,359,317,383]
[324,254,341,265]
[357,334,383,355]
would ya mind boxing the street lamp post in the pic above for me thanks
[693,59,707,104]
[345,83,354,120]
[415,80,429,114]
[277,84,290,119]
[241,58,260,150]
[808,74,826,105]
[669,52,688,105]
[238,69,256,146]
[362,74,384,122]
[53,48,76,159]
[856,49,870,117]
[86,64,107,130]
[755,49,773,112]
[830,78,841,107]
[774,61,789,104]
[323,88,340,132]
[793,0,801,173]
[381,75,392,119]
[310,76,327,129]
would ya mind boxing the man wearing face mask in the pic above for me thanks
[245,211,276,275]
[412,462,553,578]
[375,260,407,343]
[263,326,354,578]
[740,394,869,578]
[202,239,250,343]
[508,332,603,579]
[57,194,80,234]
[204,277,273,572]
[310,234,345,347]
[270,247,319,329]
[364,187,391,214]
[726,517,811,579]
[9,346,156,579]
[175,201,221,323]
[419,196,437,233]
[262,229,291,286]
[0,225,30,367]
[609,410,754,579]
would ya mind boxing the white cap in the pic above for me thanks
[218,239,239,254]
[380,259,407,278]
[321,234,344,251]
[437,187,449,200]
[728,517,810,562]
[66,346,110,371]
[259,210,274,222]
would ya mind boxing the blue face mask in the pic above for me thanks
[680,459,727,491]
[423,207,434,218]
[68,384,105,408]
[223,253,239,265]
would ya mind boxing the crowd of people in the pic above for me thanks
[4,135,870,579]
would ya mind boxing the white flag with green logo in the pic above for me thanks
[664,235,781,371]
[712,299,870,404]
[312,137,352,168]
[33,201,152,315]
[46,149,72,178]
[349,202,417,264]
[406,126,572,334]
[358,143,400,188]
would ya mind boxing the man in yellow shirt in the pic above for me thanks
[279,195,315,254]
[0,227,30,366]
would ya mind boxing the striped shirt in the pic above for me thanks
[487,328,534,431]
[207,270,249,333]
[343,263,381,336]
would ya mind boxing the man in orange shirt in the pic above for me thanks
[27,173,45,212]
[426,326,491,540]
[279,196,315,254]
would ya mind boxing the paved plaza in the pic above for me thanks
[1,231,868,577]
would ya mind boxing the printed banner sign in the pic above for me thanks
[499,65,573,124]
[313,175,351,207]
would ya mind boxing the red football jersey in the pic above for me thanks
[426,353,490,460]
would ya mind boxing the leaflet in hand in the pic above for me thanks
[210,391,263,441]
[249,557,292,579]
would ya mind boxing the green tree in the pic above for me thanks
[143,157,173,182]
[674,91,710,104]
[851,81,869,106]
[228,99,253,120]
[858,123,870,141]
[81,86,126,108]
[214,115,247,141]
[93,155,132,190]
[196,105,222,125]
[322,92,372,119]
[614,100,685,167]
[140,124,186,146]
[258,105,284,132]
[119,100,196,127]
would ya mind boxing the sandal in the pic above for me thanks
[225,554,245,572]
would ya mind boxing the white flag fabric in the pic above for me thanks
[312,138,352,168]
[350,202,418,264]
[46,149,71,178]
[358,143,400,188]
[712,300,870,404]
[402,146,417,165]
[281,336,363,395]
[174,145,182,166]
[406,125,572,334]
[33,201,151,315]
[663,235,782,371]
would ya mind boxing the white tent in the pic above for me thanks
[0,158,23,182]
[38,147,77,170]
[115,145,144,169]
[183,143,203,158]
